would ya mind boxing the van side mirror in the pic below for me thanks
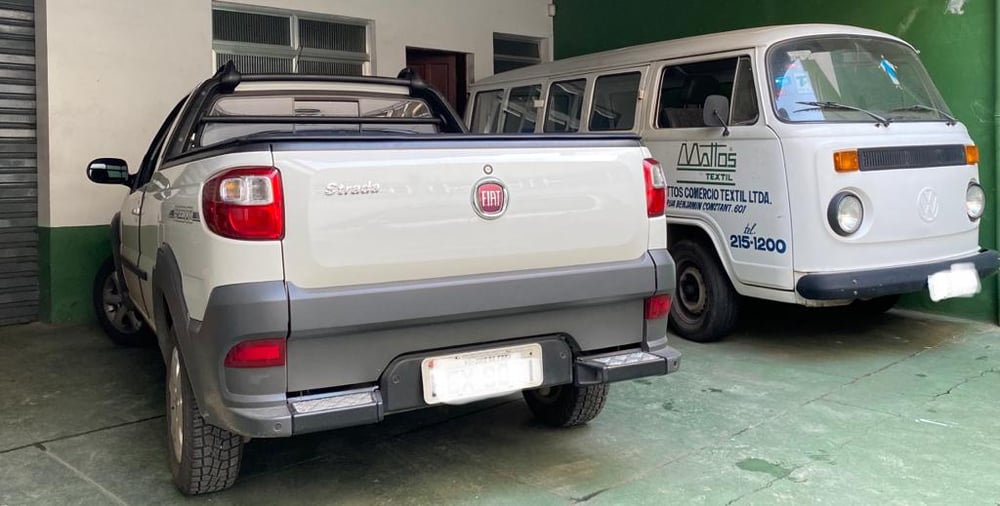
[703,95,731,136]
[87,158,130,185]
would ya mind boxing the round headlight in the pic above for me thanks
[966,182,986,220]
[828,192,864,236]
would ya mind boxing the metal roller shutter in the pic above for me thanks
[0,0,35,325]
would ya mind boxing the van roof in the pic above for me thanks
[473,24,910,86]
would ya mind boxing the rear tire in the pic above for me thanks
[167,344,244,495]
[851,294,900,316]
[669,239,740,343]
[523,384,608,427]
[92,257,154,347]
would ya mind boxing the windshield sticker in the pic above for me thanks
[774,60,822,121]
[676,142,737,186]
[879,56,901,88]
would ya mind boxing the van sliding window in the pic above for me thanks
[544,79,586,132]
[470,90,504,133]
[502,85,542,133]
[589,72,641,131]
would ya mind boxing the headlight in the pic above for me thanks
[828,192,864,236]
[966,182,986,220]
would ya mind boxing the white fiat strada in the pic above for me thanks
[86,63,680,495]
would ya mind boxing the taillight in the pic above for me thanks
[224,338,286,368]
[202,167,284,240]
[644,294,672,319]
[644,158,666,217]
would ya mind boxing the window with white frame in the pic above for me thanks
[493,33,543,74]
[212,4,372,76]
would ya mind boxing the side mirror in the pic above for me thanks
[703,95,731,136]
[87,158,130,185]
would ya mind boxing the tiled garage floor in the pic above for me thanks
[2,304,998,505]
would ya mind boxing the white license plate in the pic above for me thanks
[421,343,543,405]
[927,262,981,302]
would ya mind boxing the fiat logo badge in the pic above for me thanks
[472,177,508,219]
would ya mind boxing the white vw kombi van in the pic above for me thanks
[467,24,999,342]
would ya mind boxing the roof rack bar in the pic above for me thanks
[200,116,444,125]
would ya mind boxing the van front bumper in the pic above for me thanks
[796,249,1000,300]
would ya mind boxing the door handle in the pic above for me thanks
[131,208,141,216]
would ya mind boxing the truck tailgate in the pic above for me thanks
[275,137,649,290]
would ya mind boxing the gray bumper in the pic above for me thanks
[177,249,677,438]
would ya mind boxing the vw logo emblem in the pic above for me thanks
[917,187,940,222]
[472,177,508,220]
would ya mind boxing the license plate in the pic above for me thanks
[927,262,981,302]
[421,343,543,405]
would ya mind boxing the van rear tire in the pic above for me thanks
[669,239,740,342]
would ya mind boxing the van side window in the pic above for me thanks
[544,79,586,132]
[589,72,641,131]
[470,90,504,133]
[657,57,758,128]
[502,84,542,133]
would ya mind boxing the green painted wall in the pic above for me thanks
[554,0,998,323]
[38,225,111,324]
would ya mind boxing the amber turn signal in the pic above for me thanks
[966,145,980,165]
[833,150,860,172]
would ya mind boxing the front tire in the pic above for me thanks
[92,257,153,347]
[523,384,608,427]
[167,345,244,495]
[669,239,740,342]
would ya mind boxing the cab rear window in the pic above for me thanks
[198,93,438,147]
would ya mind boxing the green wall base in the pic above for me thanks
[38,225,112,324]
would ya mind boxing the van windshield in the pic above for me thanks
[768,36,952,124]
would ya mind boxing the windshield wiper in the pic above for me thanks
[887,104,957,126]
[795,101,891,127]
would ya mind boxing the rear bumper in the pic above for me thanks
[291,341,682,435]
[180,249,678,438]
[796,249,1000,300]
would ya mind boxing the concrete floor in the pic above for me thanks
[1,304,999,505]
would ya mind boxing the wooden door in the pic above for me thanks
[406,49,466,112]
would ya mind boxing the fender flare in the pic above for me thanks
[667,218,741,287]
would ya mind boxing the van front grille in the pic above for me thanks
[858,145,966,171]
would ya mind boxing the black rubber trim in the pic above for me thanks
[200,116,445,125]
[796,250,1000,300]
[120,257,147,281]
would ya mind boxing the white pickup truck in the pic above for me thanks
[86,63,680,495]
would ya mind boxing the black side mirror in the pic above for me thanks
[703,95,731,136]
[87,158,130,185]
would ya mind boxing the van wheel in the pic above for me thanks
[851,295,900,316]
[167,344,244,495]
[669,239,740,342]
[92,257,154,347]
[523,384,608,427]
